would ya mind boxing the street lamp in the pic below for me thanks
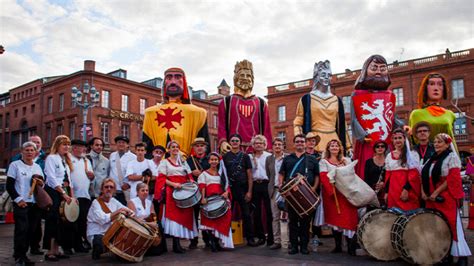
[71,80,100,141]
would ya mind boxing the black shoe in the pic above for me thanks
[74,247,89,253]
[55,253,70,259]
[172,238,185,254]
[30,249,44,255]
[44,254,59,262]
[83,241,92,250]
[287,243,292,250]
[300,247,309,255]
[288,247,298,255]
[188,238,198,249]
[269,243,282,250]
[15,257,25,266]
[331,246,342,253]
[457,257,468,266]
[247,239,258,247]
[256,238,265,246]
[209,238,218,253]
[63,249,74,256]
[266,240,274,247]
[92,249,101,260]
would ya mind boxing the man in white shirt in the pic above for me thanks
[265,137,288,250]
[70,139,94,253]
[87,178,133,260]
[124,143,153,200]
[108,136,136,205]
[248,134,273,246]
[87,137,110,200]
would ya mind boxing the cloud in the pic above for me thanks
[1,0,472,97]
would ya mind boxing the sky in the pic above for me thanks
[0,0,473,96]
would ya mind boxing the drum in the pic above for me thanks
[103,214,158,262]
[201,195,229,219]
[59,199,79,222]
[357,209,400,261]
[280,174,320,217]
[172,182,202,208]
[390,208,452,265]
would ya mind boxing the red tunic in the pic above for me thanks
[385,152,421,211]
[160,159,194,231]
[425,153,464,241]
[198,171,232,236]
[320,159,358,231]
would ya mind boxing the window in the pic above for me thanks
[46,124,52,146]
[102,90,110,108]
[57,124,63,135]
[22,107,26,116]
[59,93,64,111]
[139,98,147,115]
[452,79,465,99]
[5,113,9,128]
[277,131,286,146]
[100,122,110,143]
[47,96,53,113]
[393,87,404,106]
[213,114,218,128]
[0,115,2,128]
[121,95,129,112]
[277,105,286,122]
[454,112,467,135]
[342,96,351,113]
[14,109,18,118]
[121,124,130,138]
[31,104,35,113]
[69,121,76,139]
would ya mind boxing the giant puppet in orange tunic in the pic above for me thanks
[143,68,210,157]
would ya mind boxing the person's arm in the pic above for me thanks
[429,181,447,200]
[127,200,137,214]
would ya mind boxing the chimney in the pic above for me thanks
[84,60,96,71]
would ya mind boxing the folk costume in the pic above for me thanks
[143,68,210,156]
[422,151,471,257]
[466,155,474,229]
[198,170,233,248]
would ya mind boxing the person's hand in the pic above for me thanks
[192,169,202,177]
[400,189,409,202]
[174,183,182,189]
[364,137,372,143]
[421,191,429,201]
[201,198,207,205]
[222,191,229,199]
[86,171,95,180]
[384,193,388,202]
[220,141,231,154]
[17,200,27,208]
[63,194,72,204]
[375,182,384,191]
[429,192,439,202]
[245,191,252,203]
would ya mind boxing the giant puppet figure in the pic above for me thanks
[409,73,457,150]
[218,60,272,153]
[294,60,349,153]
[351,55,401,178]
[143,67,210,156]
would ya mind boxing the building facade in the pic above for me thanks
[0,61,222,167]
[267,48,474,161]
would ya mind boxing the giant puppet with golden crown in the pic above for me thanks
[142,67,210,156]
[218,60,272,153]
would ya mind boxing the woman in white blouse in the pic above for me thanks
[43,135,74,261]
[127,183,156,222]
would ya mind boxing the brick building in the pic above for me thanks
[0,61,224,167]
[267,48,474,161]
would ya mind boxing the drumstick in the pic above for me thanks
[332,184,340,214]
[28,178,37,197]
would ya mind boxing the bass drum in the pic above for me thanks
[357,208,399,261]
[390,208,452,265]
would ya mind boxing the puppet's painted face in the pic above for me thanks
[427,77,444,103]
[164,71,184,97]
[235,69,253,91]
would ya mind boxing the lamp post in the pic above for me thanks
[71,80,100,141]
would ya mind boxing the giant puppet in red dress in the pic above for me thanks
[218,60,272,153]
[351,55,403,179]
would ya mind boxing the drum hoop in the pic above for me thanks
[280,176,302,194]
[124,218,155,240]
[59,200,79,222]
[107,244,143,262]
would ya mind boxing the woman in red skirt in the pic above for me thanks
[198,152,233,251]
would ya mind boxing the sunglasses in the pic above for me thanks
[295,140,305,143]
[375,145,385,148]
[230,139,240,143]
[104,185,115,189]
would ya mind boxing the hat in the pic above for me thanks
[71,139,87,146]
[152,145,166,153]
[305,132,321,144]
[191,137,208,146]
[114,136,130,143]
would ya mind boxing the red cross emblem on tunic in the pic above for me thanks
[238,104,254,117]
[155,107,184,130]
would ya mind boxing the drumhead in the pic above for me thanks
[202,197,226,211]
[123,217,151,235]
[173,183,198,200]
[399,210,451,265]
[358,209,399,261]
[64,200,79,222]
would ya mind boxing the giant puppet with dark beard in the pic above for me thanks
[350,55,403,179]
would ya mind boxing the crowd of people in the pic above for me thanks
[5,56,472,266]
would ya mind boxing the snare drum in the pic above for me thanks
[172,182,202,208]
[357,209,400,261]
[103,214,157,262]
[59,199,79,222]
[280,174,320,217]
[390,208,452,265]
[201,195,229,219]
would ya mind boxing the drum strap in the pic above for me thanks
[97,198,112,214]
[289,156,305,178]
